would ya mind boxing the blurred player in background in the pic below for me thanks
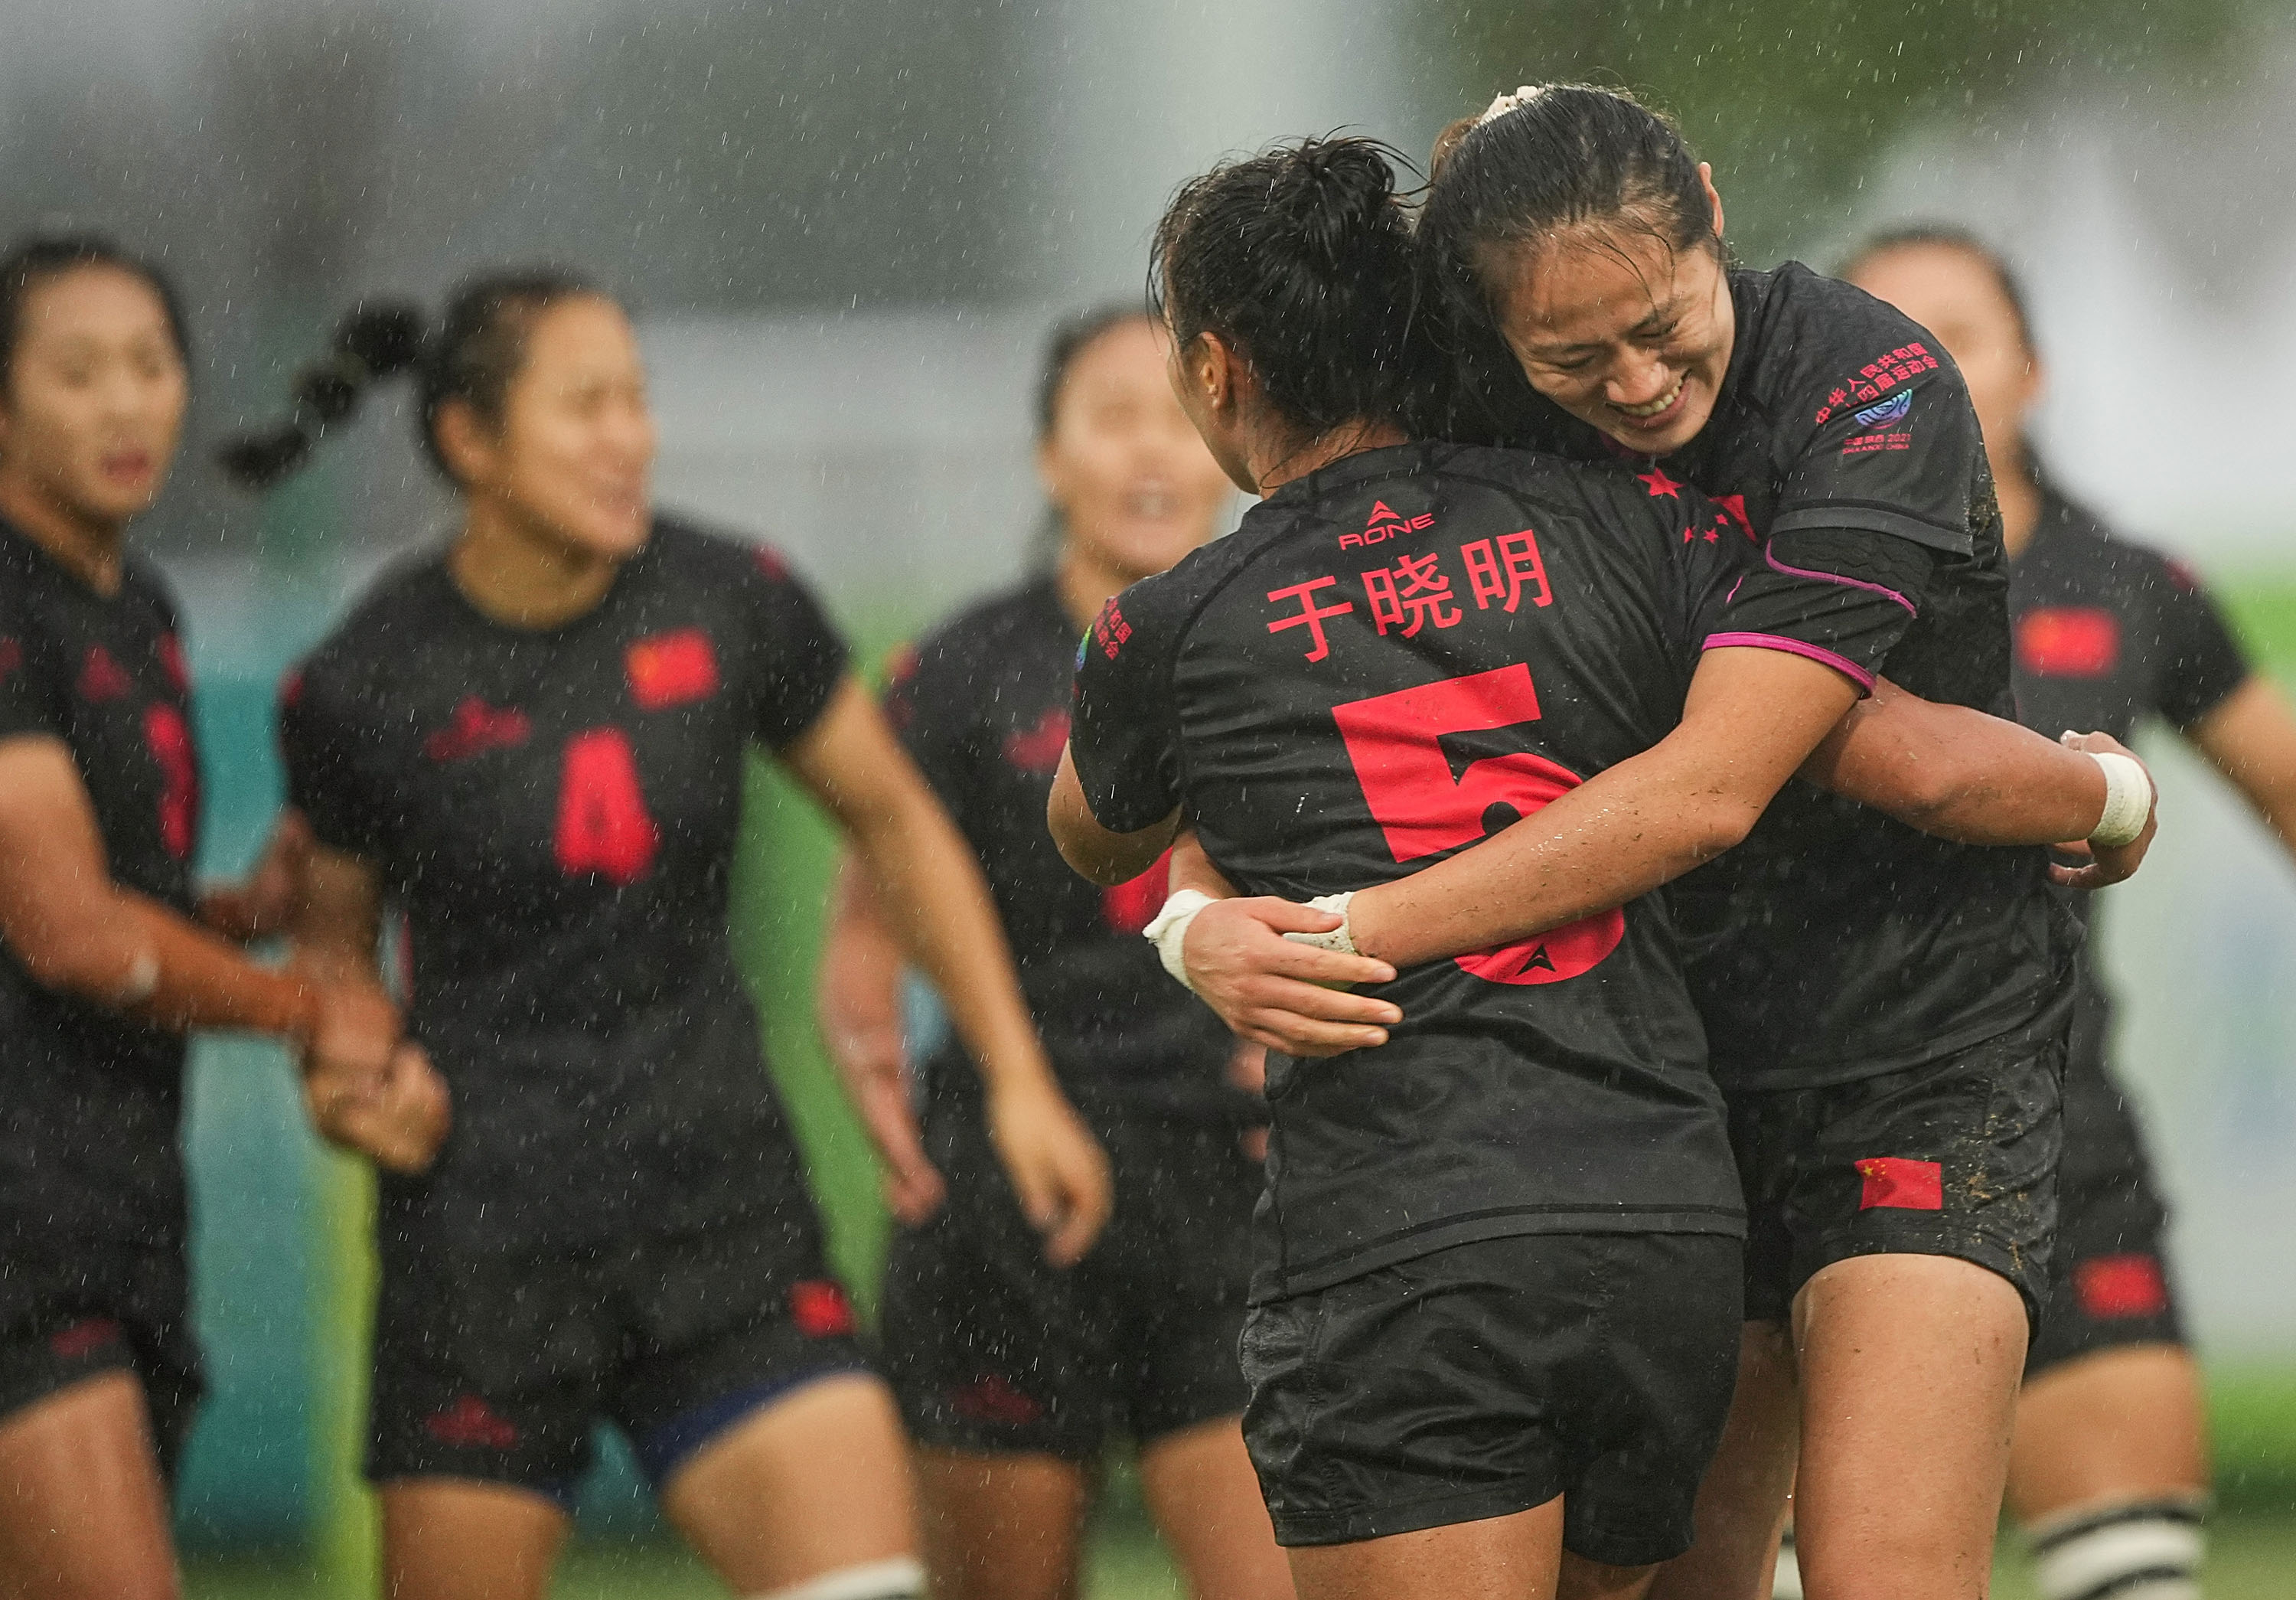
[1846,225,2296,1600]
[817,306,1287,1600]
[226,272,1110,1600]
[0,234,410,1600]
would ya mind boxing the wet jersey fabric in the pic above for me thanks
[0,520,198,1251]
[281,520,848,1253]
[1068,442,1909,1300]
[884,576,1244,1125]
[1447,263,2076,1089]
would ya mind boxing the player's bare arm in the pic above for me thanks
[817,854,948,1224]
[791,676,1111,1265]
[1047,745,1179,885]
[0,733,401,1082]
[287,838,450,1174]
[2191,674,2296,854]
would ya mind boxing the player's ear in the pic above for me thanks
[431,397,495,490]
[1195,331,1241,417]
[1699,162,1724,241]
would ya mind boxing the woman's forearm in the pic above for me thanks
[855,790,1056,1095]
[1800,678,2108,844]
[817,854,910,1069]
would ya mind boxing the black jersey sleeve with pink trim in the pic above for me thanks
[1069,580,1189,835]
[1701,524,1935,694]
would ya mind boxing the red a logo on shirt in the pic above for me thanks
[626,629,722,710]
[554,728,659,885]
[2016,608,2120,678]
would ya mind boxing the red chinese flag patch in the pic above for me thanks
[2016,607,2120,678]
[790,1279,857,1339]
[2075,1254,2170,1320]
[1856,1156,1944,1211]
[626,628,721,710]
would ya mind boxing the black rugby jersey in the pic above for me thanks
[884,577,1245,1125]
[281,520,848,1251]
[0,520,200,1247]
[1450,263,2075,1089]
[2009,478,2252,1086]
[1068,442,1910,1300]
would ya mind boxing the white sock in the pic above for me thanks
[2029,1496,2205,1600]
[749,1556,926,1600]
[1772,1520,1804,1600]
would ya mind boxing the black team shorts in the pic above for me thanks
[1238,1231,1743,1565]
[2025,1034,2186,1377]
[1730,1019,2066,1329]
[0,1236,204,1485]
[367,1215,872,1504]
[882,1096,1257,1460]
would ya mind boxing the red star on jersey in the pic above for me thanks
[1637,467,1682,499]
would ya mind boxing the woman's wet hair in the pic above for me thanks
[1150,135,1437,437]
[1838,224,2037,355]
[219,269,600,489]
[1418,84,1719,331]
[0,232,189,392]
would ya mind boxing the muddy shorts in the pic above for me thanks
[1730,1022,2065,1328]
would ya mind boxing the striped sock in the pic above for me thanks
[2028,1495,2206,1600]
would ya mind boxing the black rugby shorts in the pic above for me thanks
[367,1218,871,1501]
[2026,1036,2185,1376]
[1731,1019,2065,1327]
[883,1096,1257,1460]
[0,1237,203,1484]
[1239,1232,1743,1564]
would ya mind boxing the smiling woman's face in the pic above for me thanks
[0,263,188,527]
[1486,215,1734,459]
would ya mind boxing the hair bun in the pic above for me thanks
[216,426,314,489]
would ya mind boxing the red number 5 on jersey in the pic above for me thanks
[555,727,660,885]
[1331,663,1623,985]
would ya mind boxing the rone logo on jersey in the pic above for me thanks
[425,697,533,762]
[626,628,722,710]
[2016,607,2120,678]
[1339,499,1434,550]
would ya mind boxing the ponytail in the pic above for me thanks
[216,303,422,488]
[220,268,599,490]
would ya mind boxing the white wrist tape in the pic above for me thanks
[2086,751,2151,849]
[112,949,160,1007]
[1143,889,1217,995]
[1282,892,1358,958]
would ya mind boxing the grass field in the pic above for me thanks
[181,1508,2296,1598]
